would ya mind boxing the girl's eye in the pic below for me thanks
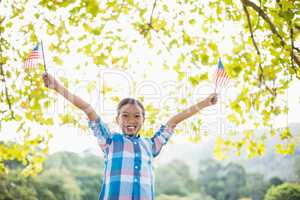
[135,115,140,118]
[122,114,128,117]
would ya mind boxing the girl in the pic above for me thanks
[42,72,217,200]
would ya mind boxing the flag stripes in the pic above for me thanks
[212,59,230,90]
[24,43,42,69]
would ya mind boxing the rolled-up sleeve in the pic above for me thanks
[151,125,174,157]
[88,117,112,152]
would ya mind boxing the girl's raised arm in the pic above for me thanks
[166,93,218,129]
[42,73,98,121]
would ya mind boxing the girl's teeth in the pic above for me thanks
[127,126,135,131]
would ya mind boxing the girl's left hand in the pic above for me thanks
[205,93,218,106]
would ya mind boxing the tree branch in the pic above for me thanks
[242,3,275,94]
[242,4,260,55]
[242,0,285,46]
[0,24,15,119]
[242,0,300,75]
[290,27,300,79]
[149,0,158,26]
[0,64,15,119]
[293,46,300,53]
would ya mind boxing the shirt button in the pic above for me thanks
[135,165,138,169]
[134,178,138,182]
[134,142,137,145]
[135,153,139,157]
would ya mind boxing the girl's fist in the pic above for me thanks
[205,93,218,106]
[42,73,60,90]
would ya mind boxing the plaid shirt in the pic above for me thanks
[88,117,174,200]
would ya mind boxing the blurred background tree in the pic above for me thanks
[0,150,299,200]
[0,0,299,180]
[264,183,300,200]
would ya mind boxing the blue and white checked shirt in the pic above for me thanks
[88,116,174,200]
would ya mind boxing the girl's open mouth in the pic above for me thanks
[126,126,136,132]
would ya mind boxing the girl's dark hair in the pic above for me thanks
[117,98,145,117]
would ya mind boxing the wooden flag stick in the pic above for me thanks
[214,74,217,93]
[40,40,47,73]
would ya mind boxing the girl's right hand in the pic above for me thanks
[42,73,60,90]
[204,93,218,107]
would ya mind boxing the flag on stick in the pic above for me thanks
[24,42,42,69]
[24,41,47,73]
[212,58,230,92]
[40,40,48,73]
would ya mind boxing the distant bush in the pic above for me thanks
[264,183,300,200]
[0,172,38,200]
[156,193,215,200]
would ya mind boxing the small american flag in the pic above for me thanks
[24,43,42,69]
[212,58,230,91]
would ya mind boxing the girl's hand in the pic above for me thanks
[204,93,218,106]
[42,73,61,90]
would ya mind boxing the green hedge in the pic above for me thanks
[264,183,300,200]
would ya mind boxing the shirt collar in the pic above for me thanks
[124,133,140,139]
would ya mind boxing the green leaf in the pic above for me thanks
[59,113,77,125]
[280,128,292,140]
[189,19,196,25]
[224,0,232,5]
[227,114,240,125]
[201,54,209,65]
[44,118,54,125]
[86,81,96,93]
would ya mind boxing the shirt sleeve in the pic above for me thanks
[150,124,174,157]
[88,116,112,152]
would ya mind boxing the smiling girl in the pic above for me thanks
[42,72,217,200]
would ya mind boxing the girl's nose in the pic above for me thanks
[128,118,135,122]
[128,117,137,123]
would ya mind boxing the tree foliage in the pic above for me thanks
[293,153,300,182]
[264,183,300,200]
[196,158,282,200]
[156,193,214,200]
[0,172,38,200]
[156,159,197,196]
[242,173,270,200]
[0,151,102,200]
[42,151,102,200]
[1,0,299,175]
[0,151,296,200]
[34,169,82,200]
[198,159,247,200]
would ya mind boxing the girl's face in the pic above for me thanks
[116,103,144,136]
